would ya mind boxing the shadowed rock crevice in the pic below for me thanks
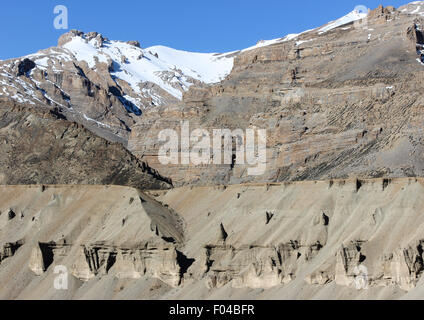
[17,58,35,77]
[176,250,195,280]
[0,240,24,263]
[38,242,55,271]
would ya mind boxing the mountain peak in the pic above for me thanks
[0,2,422,147]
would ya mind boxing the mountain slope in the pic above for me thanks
[0,100,170,189]
[0,30,235,144]
[0,5,381,145]
[61,34,234,100]
[2,2,424,187]
[1,178,424,299]
[129,3,424,186]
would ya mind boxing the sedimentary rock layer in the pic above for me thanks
[1,179,424,299]
[129,5,424,186]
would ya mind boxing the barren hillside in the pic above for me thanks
[0,179,424,299]
[1,2,424,301]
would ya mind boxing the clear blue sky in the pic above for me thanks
[0,0,409,59]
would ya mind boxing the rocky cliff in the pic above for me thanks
[128,3,424,186]
[2,2,424,301]
[0,31,234,144]
[0,101,170,189]
[4,4,424,188]
[1,179,424,299]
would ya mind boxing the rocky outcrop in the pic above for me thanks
[0,102,170,189]
[128,5,424,187]
[28,240,183,286]
[0,185,193,297]
[0,241,24,263]
[0,30,233,144]
[203,243,306,289]
[149,178,424,299]
[0,50,136,143]
[3,179,424,299]
[126,41,141,48]
[57,29,84,47]
[308,239,424,291]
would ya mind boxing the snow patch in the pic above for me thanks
[318,10,368,34]
[83,114,111,128]
[62,36,234,100]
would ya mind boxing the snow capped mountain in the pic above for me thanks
[62,35,234,100]
[0,30,237,142]
[0,4,391,113]
[0,30,235,117]
[241,8,368,53]
[0,1,422,144]
[0,4,374,110]
[317,8,368,33]
[399,1,424,15]
[146,46,235,85]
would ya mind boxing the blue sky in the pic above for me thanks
[0,0,410,59]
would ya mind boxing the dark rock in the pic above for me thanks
[127,41,141,48]
[8,209,15,220]
[17,59,36,77]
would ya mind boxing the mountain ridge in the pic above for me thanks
[1,2,424,187]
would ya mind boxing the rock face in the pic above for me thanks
[0,30,234,144]
[0,185,190,298]
[0,45,136,144]
[151,177,424,299]
[5,5,424,188]
[3,2,424,301]
[0,101,170,189]
[128,4,424,186]
[1,179,424,299]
